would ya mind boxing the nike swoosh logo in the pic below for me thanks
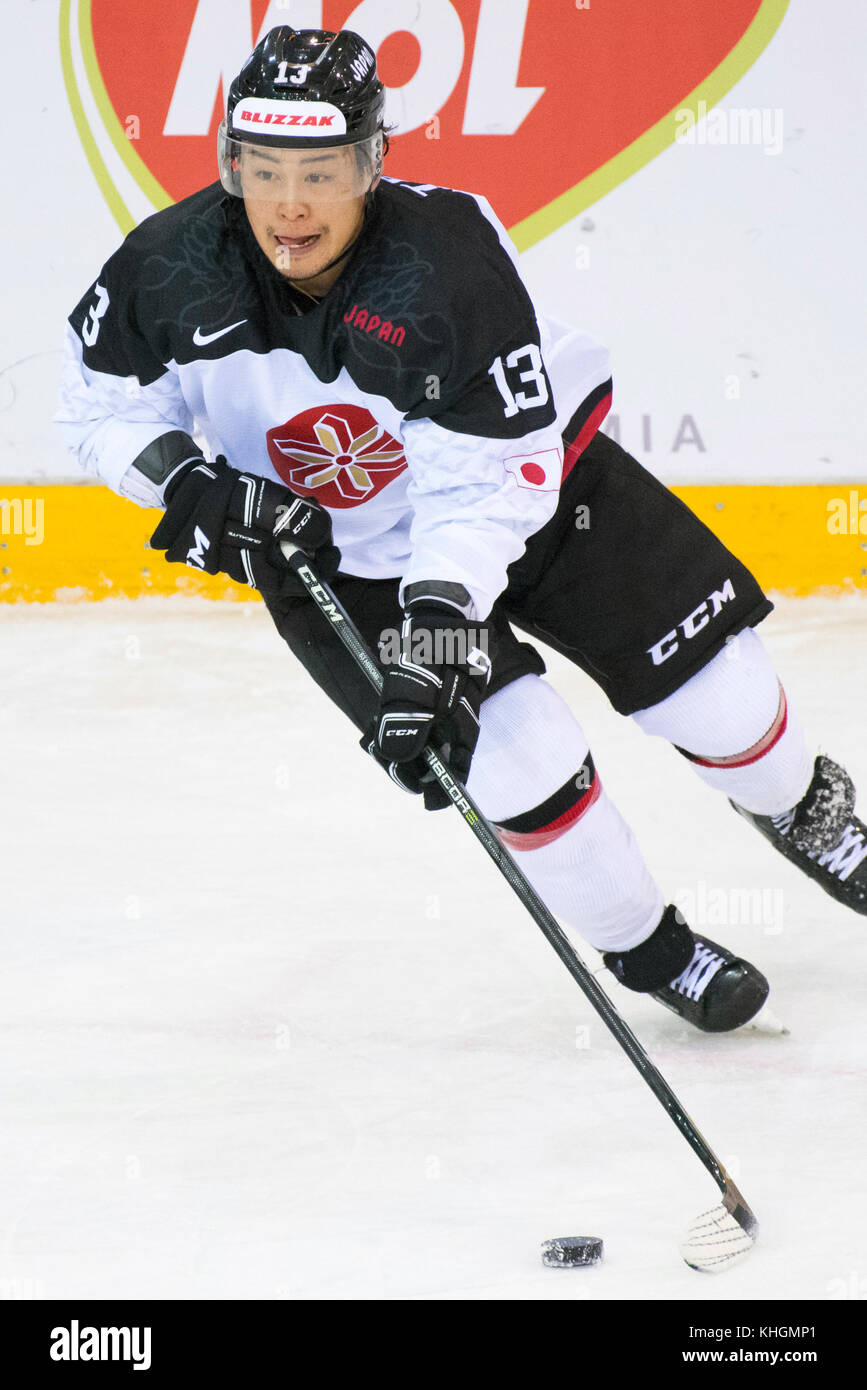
[192,319,248,346]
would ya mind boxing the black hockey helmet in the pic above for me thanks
[227,27,384,147]
[219,27,385,200]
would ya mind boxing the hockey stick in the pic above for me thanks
[279,541,758,1271]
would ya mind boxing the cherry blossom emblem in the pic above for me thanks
[267,404,407,508]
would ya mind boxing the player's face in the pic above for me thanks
[240,144,375,294]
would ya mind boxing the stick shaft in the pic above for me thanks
[282,546,753,1215]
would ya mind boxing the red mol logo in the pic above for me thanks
[267,404,406,508]
[65,1,785,247]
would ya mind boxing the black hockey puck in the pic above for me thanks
[541,1236,603,1268]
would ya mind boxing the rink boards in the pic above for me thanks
[2,482,866,602]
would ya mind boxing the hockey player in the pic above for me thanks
[57,27,867,1033]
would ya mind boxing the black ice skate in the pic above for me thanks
[650,935,770,1033]
[603,906,769,1033]
[731,755,867,916]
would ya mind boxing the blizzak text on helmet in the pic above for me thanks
[236,111,337,127]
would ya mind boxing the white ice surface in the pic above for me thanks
[1,595,866,1302]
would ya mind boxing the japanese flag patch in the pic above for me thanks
[502,448,563,491]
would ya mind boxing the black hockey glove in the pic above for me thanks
[149,456,340,595]
[362,600,493,811]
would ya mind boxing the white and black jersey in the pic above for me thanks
[58,177,612,619]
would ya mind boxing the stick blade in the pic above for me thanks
[679,1202,757,1272]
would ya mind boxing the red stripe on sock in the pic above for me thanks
[686,688,789,770]
[497,776,602,852]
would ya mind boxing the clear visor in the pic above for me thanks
[218,123,381,205]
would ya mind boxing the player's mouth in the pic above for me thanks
[274,233,322,259]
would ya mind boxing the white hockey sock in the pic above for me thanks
[632,628,814,816]
[466,676,664,953]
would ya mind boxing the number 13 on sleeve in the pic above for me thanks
[488,343,550,419]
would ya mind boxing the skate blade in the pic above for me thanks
[744,1002,789,1035]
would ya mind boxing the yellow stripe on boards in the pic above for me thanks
[677,485,867,596]
[0,486,245,603]
[1,483,865,603]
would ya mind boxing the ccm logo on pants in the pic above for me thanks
[647,579,735,666]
